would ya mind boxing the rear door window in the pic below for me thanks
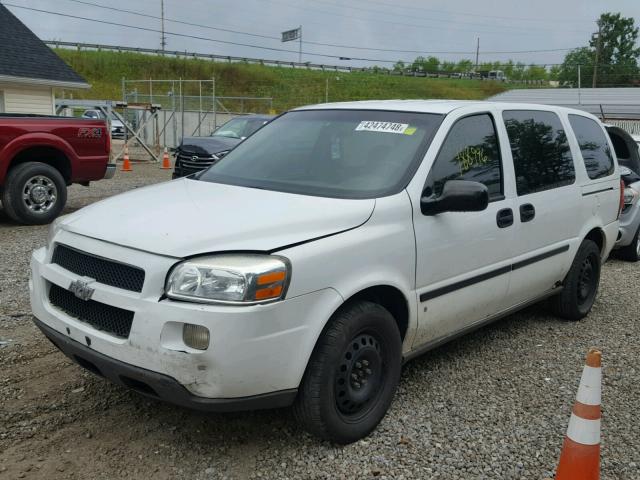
[425,113,503,200]
[502,110,575,196]
[569,115,615,179]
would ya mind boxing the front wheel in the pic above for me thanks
[550,240,601,321]
[1,162,67,225]
[294,301,402,444]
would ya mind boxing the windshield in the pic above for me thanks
[197,109,443,198]
[213,118,266,139]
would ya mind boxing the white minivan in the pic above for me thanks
[30,101,622,443]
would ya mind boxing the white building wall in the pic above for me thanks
[0,83,54,115]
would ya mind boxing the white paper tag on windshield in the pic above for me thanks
[355,121,409,134]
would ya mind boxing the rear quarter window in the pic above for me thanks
[502,110,575,196]
[569,115,615,179]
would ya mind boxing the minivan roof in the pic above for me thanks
[294,99,593,116]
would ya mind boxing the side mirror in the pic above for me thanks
[421,180,489,216]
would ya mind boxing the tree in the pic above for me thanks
[393,60,405,72]
[527,64,548,81]
[558,12,639,87]
[410,56,441,73]
[410,56,426,72]
[455,59,473,73]
[558,47,594,87]
[424,56,440,73]
[441,61,456,73]
[590,12,640,86]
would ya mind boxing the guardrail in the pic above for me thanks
[46,40,553,83]
[45,40,369,73]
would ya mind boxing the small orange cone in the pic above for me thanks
[121,144,132,172]
[161,147,171,170]
[555,348,602,480]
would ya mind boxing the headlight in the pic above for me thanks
[47,215,68,246]
[165,254,290,305]
[623,187,638,205]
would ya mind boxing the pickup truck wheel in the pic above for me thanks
[550,240,601,321]
[616,226,640,262]
[293,301,402,444]
[2,162,67,225]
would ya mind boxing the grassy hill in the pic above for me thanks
[55,49,508,112]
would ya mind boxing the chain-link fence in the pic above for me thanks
[122,79,275,148]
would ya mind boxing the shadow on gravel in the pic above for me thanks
[112,384,303,444]
[403,302,558,375]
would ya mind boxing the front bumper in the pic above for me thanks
[34,317,297,411]
[172,161,207,179]
[30,231,344,403]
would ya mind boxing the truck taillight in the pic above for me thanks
[105,128,111,155]
[618,179,625,219]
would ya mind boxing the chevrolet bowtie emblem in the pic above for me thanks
[68,278,96,301]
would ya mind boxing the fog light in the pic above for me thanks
[182,324,210,350]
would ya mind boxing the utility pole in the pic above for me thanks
[592,20,602,88]
[299,25,303,64]
[577,64,581,104]
[160,0,167,52]
[475,37,480,72]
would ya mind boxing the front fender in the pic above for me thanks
[279,192,418,360]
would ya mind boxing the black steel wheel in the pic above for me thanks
[334,332,384,419]
[550,239,601,321]
[294,301,402,444]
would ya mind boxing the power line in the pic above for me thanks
[325,0,595,25]
[56,0,575,56]
[308,0,593,34]
[261,0,591,37]
[62,0,281,41]
[4,3,407,63]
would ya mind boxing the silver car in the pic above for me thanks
[606,125,640,261]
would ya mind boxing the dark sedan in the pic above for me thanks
[173,115,274,178]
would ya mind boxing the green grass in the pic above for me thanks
[55,49,509,112]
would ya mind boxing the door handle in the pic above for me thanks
[496,208,514,228]
[520,203,536,223]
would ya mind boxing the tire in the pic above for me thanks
[616,226,640,262]
[550,240,601,321]
[1,162,67,225]
[293,301,402,444]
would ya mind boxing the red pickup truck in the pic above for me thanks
[0,114,113,224]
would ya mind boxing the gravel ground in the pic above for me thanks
[1,164,639,479]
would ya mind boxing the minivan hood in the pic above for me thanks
[61,179,375,257]
[179,136,240,155]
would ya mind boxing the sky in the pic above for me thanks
[5,0,640,68]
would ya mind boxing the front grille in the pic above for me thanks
[52,244,145,293]
[176,150,228,170]
[49,283,134,338]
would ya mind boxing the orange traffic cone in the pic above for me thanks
[555,348,602,480]
[161,147,171,170]
[121,144,132,172]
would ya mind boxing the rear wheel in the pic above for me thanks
[1,162,67,225]
[616,226,640,262]
[293,301,402,444]
[550,240,601,321]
